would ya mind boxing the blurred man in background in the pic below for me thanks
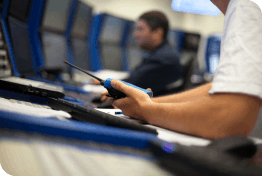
[94,11,183,97]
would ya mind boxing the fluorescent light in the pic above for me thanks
[171,0,221,16]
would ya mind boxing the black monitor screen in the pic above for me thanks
[182,33,201,52]
[0,0,4,9]
[8,16,34,75]
[41,32,69,73]
[8,0,32,22]
[42,0,72,33]
[72,38,89,70]
[100,45,122,71]
[167,30,177,47]
[71,2,92,38]
[99,15,125,44]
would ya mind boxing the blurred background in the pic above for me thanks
[83,0,224,35]
[0,0,224,95]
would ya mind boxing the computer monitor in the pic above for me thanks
[41,0,72,33]
[41,32,69,73]
[99,15,126,44]
[40,0,73,73]
[171,0,221,16]
[72,38,89,71]
[127,21,143,70]
[71,2,93,70]
[8,16,35,76]
[182,33,201,52]
[100,45,122,71]
[8,0,32,22]
[0,0,4,10]
[179,32,201,67]
[99,15,126,71]
[71,1,92,39]
[167,30,177,47]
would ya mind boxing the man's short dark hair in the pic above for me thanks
[139,11,169,40]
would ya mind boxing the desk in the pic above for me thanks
[146,125,211,146]
[96,108,212,146]
[149,126,262,170]
[1,94,262,175]
[1,105,262,176]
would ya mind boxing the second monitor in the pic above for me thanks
[40,0,74,74]
[71,1,93,71]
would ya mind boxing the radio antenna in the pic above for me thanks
[64,61,103,82]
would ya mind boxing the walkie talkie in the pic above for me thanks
[64,61,153,99]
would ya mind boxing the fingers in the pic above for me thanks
[112,98,125,110]
[101,95,109,102]
[101,91,108,96]
[112,99,135,117]
[92,79,100,85]
[146,88,152,92]
[100,91,112,102]
[101,95,113,102]
[111,80,138,97]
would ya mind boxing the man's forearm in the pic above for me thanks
[152,82,212,103]
[143,93,261,139]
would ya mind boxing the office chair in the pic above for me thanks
[154,55,195,97]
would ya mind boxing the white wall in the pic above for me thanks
[81,0,225,36]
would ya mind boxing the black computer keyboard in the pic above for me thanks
[46,97,158,135]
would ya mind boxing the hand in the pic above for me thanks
[110,80,153,120]
[100,90,112,102]
[92,79,100,85]
[100,88,152,103]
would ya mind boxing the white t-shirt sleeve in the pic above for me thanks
[209,0,262,100]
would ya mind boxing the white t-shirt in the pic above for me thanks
[209,0,262,100]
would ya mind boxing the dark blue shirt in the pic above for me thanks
[124,40,183,95]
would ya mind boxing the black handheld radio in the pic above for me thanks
[64,61,153,99]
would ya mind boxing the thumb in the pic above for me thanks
[111,79,137,96]
[147,88,152,92]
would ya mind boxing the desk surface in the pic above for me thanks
[1,93,262,172]
[146,125,211,146]
[96,108,262,147]
[95,108,212,146]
